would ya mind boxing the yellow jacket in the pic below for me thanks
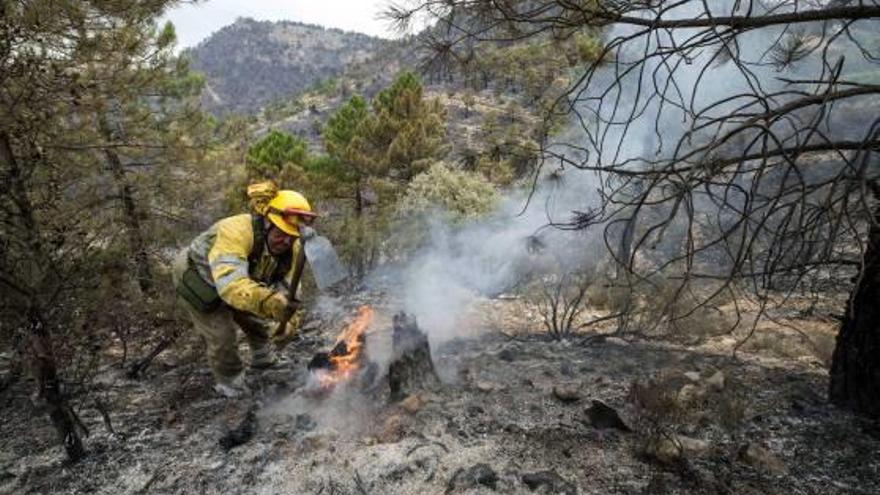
[187,214,299,319]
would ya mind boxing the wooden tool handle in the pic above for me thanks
[274,238,307,337]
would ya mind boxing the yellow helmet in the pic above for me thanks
[265,190,317,236]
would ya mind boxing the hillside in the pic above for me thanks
[185,18,392,115]
[5,290,877,494]
[250,37,421,148]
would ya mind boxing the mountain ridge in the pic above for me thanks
[184,17,392,115]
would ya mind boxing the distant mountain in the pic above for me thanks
[184,18,392,115]
[184,16,544,174]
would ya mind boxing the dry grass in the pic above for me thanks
[630,370,746,430]
[585,275,737,343]
[629,368,749,463]
[736,324,837,365]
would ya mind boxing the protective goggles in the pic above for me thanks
[278,207,318,226]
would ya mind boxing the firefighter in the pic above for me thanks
[172,182,315,397]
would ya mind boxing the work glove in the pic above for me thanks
[263,291,295,322]
[271,315,301,350]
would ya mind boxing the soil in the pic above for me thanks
[1,293,878,495]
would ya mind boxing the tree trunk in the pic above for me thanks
[103,146,153,294]
[1,132,87,460]
[354,180,365,277]
[829,197,880,417]
[30,314,87,461]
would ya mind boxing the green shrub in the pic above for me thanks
[397,161,499,219]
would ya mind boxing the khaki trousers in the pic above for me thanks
[171,250,271,380]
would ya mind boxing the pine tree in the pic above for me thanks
[0,0,212,460]
[319,73,446,275]
[246,130,310,180]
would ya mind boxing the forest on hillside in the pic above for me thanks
[1,1,879,494]
[186,17,393,115]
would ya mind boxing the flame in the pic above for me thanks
[313,305,374,387]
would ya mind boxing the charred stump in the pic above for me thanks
[388,313,439,401]
[306,328,380,393]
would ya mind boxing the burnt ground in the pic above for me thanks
[1,294,879,495]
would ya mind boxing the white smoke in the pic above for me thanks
[385,0,879,344]
[315,0,877,358]
[389,165,603,346]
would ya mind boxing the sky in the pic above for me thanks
[161,0,401,49]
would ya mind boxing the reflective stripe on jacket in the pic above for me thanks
[187,214,298,319]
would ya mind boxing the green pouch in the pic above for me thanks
[177,265,222,313]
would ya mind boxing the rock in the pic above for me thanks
[678,384,705,404]
[467,405,485,416]
[645,436,682,464]
[585,400,631,431]
[678,435,710,456]
[504,423,525,435]
[552,384,582,403]
[384,462,417,482]
[218,403,257,451]
[738,443,787,474]
[497,348,517,362]
[521,470,577,494]
[706,371,725,391]
[446,463,498,493]
[560,361,576,377]
[475,381,496,392]
[378,414,408,444]
[301,319,322,332]
[683,371,701,382]
[300,433,331,453]
[295,414,316,432]
[164,410,179,425]
[400,394,424,414]
[644,435,709,464]
[605,337,630,347]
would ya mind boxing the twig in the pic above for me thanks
[93,397,115,436]
[406,439,449,456]
[353,470,370,495]
[136,462,170,494]
[112,322,128,366]
[577,311,629,330]
[127,327,182,379]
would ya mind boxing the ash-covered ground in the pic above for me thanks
[1,293,878,495]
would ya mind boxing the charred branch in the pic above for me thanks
[126,326,181,379]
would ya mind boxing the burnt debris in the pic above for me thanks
[307,334,363,372]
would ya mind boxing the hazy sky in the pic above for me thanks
[161,0,400,49]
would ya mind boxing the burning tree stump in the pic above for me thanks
[307,337,362,372]
[388,312,439,401]
[305,306,380,395]
[302,307,437,400]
